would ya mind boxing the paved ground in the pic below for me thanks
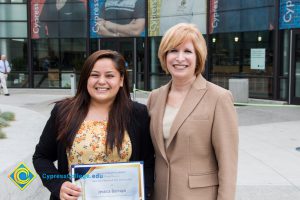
[0,89,300,199]
[0,89,70,200]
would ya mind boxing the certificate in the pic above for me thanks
[71,162,145,200]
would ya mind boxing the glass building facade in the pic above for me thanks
[1,0,300,104]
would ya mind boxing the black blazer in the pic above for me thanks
[33,101,154,200]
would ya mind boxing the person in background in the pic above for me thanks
[33,50,154,200]
[0,55,11,96]
[39,0,86,38]
[97,0,145,37]
[147,23,239,200]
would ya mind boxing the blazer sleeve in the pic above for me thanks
[212,91,239,200]
[32,104,68,198]
[146,91,152,110]
[147,89,157,111]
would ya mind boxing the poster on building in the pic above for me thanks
[251,48,265,70]
[279,0,300,29]
[30,0,87,38]
[209,0,275,33]
[31,0,46,39]
[90,0,146,38]
[148,0,206,36]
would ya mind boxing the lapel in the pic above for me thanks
[152,82,171,162]
[165,75,208,149]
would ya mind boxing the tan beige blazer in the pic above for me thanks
[147,75,239,200]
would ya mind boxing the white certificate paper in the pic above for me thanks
[71,162,145,200]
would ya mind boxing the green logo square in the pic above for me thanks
[8,162,36,190]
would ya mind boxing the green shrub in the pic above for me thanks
[0,118,9,128]
[0,129,6,139]
[0,112,15,121]
[0,111,15,139]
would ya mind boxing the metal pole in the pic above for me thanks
[70,71,76,96]
[133,38,137,100]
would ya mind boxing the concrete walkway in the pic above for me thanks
[0,89,70,200]
[0,89,300,199]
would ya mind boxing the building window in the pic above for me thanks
[32,39,86,88]
[0,4,27,20]
[211,31,274,99]
[149,37,170,90]
[0,1,28,87]
[1,39,28,87]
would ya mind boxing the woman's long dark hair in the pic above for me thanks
[56,50,132,153]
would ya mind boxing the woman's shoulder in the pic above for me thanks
[132,101,147,112]
[149,84,169,98]
[128,102,149,126]
[205,81,234,103]
[51,98,73,114]
[206,81,230,94]
[53,98,71,107]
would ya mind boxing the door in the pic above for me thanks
[291,30,300,104]
[99,38,136,91]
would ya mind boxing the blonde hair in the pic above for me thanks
[158,23,207,75]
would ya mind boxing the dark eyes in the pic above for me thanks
[169,49,193,53]
[106,74,114,78]
[90,73,115,78]
[90,73,99,77]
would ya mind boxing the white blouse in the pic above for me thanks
[163,105,180,147]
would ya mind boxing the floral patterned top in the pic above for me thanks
[67,120,132,171]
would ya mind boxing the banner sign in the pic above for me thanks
[90,0,105,38]
[31,0,46,39]
[279,0,300,29]
[148,0,206,36]
[209,0,275,33]
[30,0,87,39]
[148,0,161,36]
[90,0,146,38]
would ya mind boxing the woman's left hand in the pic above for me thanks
[59,181,81,200]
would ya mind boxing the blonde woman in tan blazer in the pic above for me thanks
[147,23,239,200]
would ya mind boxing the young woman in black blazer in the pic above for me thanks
[33,50,154,200]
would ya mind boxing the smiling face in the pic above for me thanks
[166,40,197,81]
[87,58,124,106]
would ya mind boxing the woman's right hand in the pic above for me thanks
[59,181,81,200]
